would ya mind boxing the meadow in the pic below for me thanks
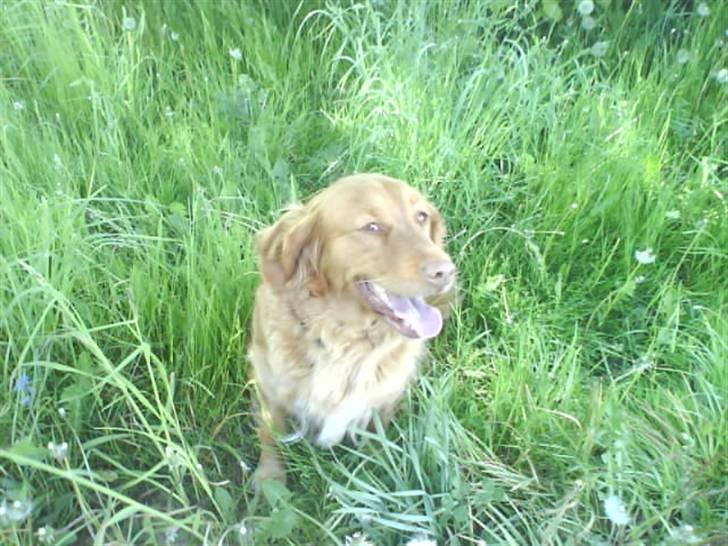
[1,0,727,544]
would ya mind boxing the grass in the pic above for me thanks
[1,0,726,544]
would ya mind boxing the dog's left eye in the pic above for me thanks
[415,211,429,224]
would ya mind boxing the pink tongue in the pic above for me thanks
[387,294,443,339]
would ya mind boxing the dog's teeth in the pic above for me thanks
[371,283,389,303]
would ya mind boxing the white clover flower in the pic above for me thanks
[48,441,69,461]
[345,532,375,546]
[676,49,691,64]
[665,209,681,220]
[37,526,56,545]
[696,3,710,17]
[581,16,596,31]
[570,202,578,209]
[123,16,137,31]
[406,536,438,546]
[634,248,656,264]
[591,41,608,57]
[211,165,223,176]
[714,68,728,84]
[577,0,595,16]
[13,100,25,112]
[229,48,243,60]
[603,494,631,525]
[170,31,179,42]
[0,499,33,524]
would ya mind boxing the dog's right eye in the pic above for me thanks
[362,222,384,233]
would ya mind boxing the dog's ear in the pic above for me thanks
[255,202,325,292]
[429,208,446,247]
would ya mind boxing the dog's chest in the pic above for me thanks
[293,326,423,447]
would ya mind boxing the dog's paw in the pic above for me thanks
[251,458,286,493]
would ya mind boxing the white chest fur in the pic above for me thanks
[291,327,423,447]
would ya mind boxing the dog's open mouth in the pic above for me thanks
[358,281,443,339]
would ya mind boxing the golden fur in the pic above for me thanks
[248,173,455,487]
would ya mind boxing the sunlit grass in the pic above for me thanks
[1,1,726,544]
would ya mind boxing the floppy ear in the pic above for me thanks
[255,203,324,291]
[429,208,446,247]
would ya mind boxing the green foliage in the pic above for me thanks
[1,0,726,544]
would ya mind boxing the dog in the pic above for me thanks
[248,173,456,488]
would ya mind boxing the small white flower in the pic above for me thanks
[676,49,691,64]
[696,3,710,17]
[123,16,137,31]
[634,275,646,284]
[635,355,654,370]
[164,106,175,118]
[406,536,438,546]
[164,445,184,468]
[577,0,595,16]
[229,48,243,60]
[13,100,25,112]
[591,41,608,57]
[570,202,578,209]
[165,526,179,543]
[37,525,55,545]
[170,31,179,42]
[669,523,700,544]
[211,165,223,176]
[634,248,656,264]
[581,238,590,244]
[345,532,375,546]
[239,523,248,536]
[665,209,681,220]
[603,494,631,526]
[714,68,728,84]
[48,441,69,461]
[0,499,32,523]
[581,16,596,31]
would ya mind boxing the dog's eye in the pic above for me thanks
[415,211,429,224]
[363,222,384,233]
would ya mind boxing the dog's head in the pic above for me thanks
[256,173,455,339]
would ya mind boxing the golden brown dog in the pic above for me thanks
[248,173,455,488]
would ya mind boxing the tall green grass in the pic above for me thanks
[1,1,726,544]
